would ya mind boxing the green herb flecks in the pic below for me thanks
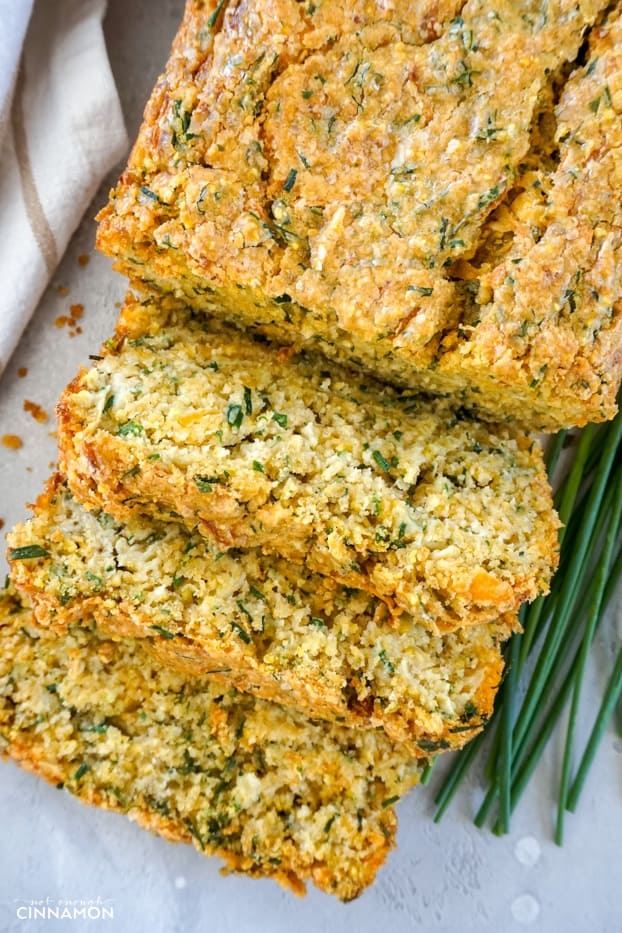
[418,739,451,753]
[85,571,103,591]
[231,621,251,644]
[381,795,400,808]
[196,186,208,214]
[9,545,50,561]
[475,113,501,141]
[184,818,205,849]
[227,404,244,429]
[236,600,253,625]
[117,420,144,437]
[451,61,480,88]
[379,649,395,675]
[207,0,227,29]
[193,474,221,494]
[475,185,501,213]
[283,169,297,192]
[148,625,175,640]
[243,386,253,416]
[372,450,390,472]
[79,722,109,734]
[171,98,197,149]
[439,217,449,251]
[272,412,288,429]
[449,16,477,51]
[563,289,577,313]
[140,186,159,202]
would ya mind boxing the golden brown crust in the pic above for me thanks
[97,0,622,431]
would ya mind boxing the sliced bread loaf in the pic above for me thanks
[0,583,423,899]
[96,0,622,430]
[57,294,559,631]
[8,477,514,755]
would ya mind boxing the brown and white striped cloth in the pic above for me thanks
[0,0,127,373]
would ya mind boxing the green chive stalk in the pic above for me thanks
[431,406,622,836]
[556,467,622,843]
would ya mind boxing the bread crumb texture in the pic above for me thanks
[8,477,514,754]
[57,295,559,628]
[0,584,424,899]
[97,0,622,430]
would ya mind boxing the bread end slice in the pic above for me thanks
[0,584,424,899]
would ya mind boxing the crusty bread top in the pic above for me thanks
[0,583,423,899]
[96,0,622,429]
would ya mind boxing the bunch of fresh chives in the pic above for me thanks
[430,407,622,839]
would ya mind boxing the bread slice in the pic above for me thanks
[95,0,622,430]
[56,294,559,631]
[0,584,424,899]
[8,477,514,755]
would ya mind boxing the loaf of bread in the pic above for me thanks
[96,0,622,430]
[56,294,559,631]
[0,583,425,899]
[8,477,514,755]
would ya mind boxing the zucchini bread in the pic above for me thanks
[0,584,423,899]
[8,478,513,754]
[56,295,559,630]
[96,0,622,431]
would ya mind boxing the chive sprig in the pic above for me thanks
[430,407,622,838]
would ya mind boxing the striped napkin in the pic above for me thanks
[0,0,127,374]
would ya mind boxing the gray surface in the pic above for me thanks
[0,2,621,930]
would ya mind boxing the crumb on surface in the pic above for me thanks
[2,435,23,450]
[55,304,86,335]
[55,285,69,297]
[23,400,48,424]
[78,254,90,267]
[17,367,27,378]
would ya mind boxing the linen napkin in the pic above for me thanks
[0,0,128,373]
